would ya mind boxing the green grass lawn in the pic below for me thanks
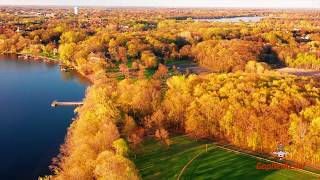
[38,52,59,60]
[144,68,157,78]
[134,136,319,180]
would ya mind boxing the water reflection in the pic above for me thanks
[61,70,91,85]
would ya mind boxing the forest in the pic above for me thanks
[1,7,320,179]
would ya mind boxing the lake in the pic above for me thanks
[194,16,263,22]
[0,55,89,180]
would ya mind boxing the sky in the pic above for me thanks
[0,0,319,8]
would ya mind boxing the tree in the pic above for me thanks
[32,35,40,44]
[128,128,144,149]
[131,61,139,70]
[117,79,161,118]
[245,61,270,73]
[119,64,130,78]
[112,138,129,157]
[94,151,140,180]
[122,115,137,137]
[163,76,195,130]
[59,43,76,65]
[153,63,168,79]
[185,94,225,139]
[60,31,86,44]
[288,105,320,164]
[141,51,158,68]
[127,39,148,58]
[155,128,171,146]
[144,109,166,132]
[49,83,124,179]
[179,45,192,59]
[118,46,128,63]
[286,53,320,70]
[192,40,263,72]
[137,66,145,79]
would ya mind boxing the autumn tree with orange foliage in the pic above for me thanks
[161,73,320,166]
[46,80,140,180]
[192,40,264,72]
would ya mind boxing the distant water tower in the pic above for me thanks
[74,7,79,15]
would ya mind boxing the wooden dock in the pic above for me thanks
[51,101,83,107]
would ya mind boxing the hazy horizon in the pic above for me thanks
[0,0,320,9]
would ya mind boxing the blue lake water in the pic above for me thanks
[194,16,263,22]
[0,55,89,180]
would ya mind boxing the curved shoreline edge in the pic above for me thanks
[2,53,95,83]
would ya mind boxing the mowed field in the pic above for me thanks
[134,136,319,180]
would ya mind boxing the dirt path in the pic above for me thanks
[275,67,320,77]
[167,60,320,77]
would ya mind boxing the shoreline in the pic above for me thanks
[16,53,59,63]
[0,54,89,179]
[4,52,96,83]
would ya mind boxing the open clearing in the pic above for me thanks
[134,136,319,180]
[166,60,213,75]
